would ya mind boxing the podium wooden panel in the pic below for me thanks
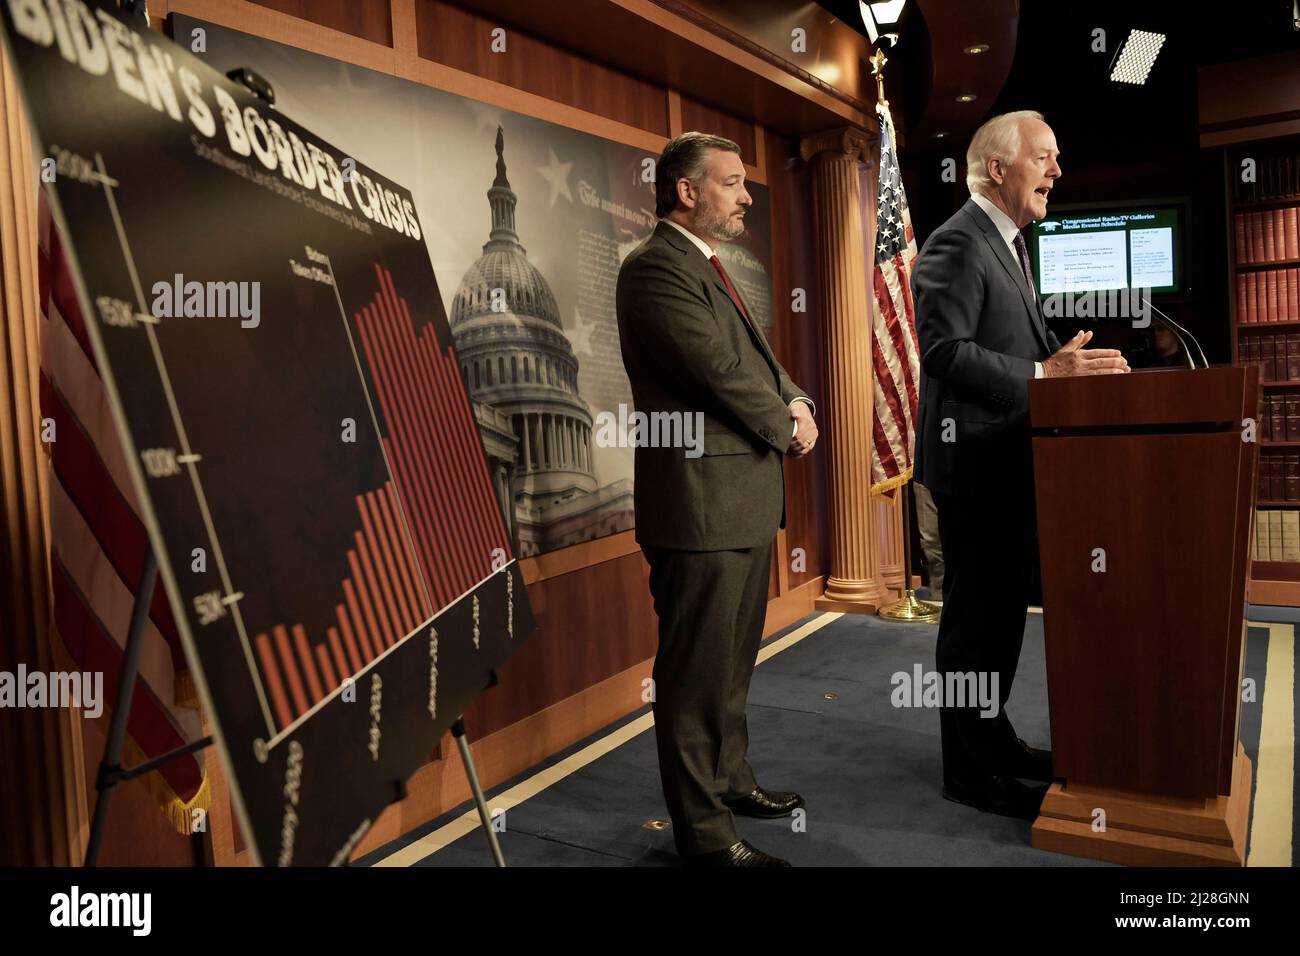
[1028,366,1259,866]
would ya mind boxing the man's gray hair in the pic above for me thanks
[965,110,1045,194]
[655,131,742,218]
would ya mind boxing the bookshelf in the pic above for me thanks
[1228,134,1300,605]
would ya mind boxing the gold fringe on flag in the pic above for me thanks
[49,626,210,836]
[870,465,913,497]
[120,733,211,835]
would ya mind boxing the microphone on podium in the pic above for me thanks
[1138,295,1209,369]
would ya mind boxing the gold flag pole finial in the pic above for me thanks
[871,49,888,110]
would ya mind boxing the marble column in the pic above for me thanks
[800,126,890,612]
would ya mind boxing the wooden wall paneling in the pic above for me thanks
[390,0,417,56]
[154,0,401,75]
[519,529,640,586]
[766,127,828,590]
[774,528,790,596]
[398,54,672,161]
[450,0,874,136]
[1198,50,1300,147]
[414,0,670,137]
[246,0,394,46]
[460,551,658,741]
[678,93,758,167]
[0,42,90,866]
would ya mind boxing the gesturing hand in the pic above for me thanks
[1042,330,1130,378]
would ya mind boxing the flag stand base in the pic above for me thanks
[877,589,941,623]
[875,483,941,625]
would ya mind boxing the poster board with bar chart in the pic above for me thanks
[0,0,534,865]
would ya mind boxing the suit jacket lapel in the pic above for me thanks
[656,222,781,374]
[709,266,780,371]
[963,200,1051,354]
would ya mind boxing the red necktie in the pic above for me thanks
[710,255,757,334]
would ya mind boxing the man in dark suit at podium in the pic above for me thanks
[617,132,816,866]
[912,111,1129,820]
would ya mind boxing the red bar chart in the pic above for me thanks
[352,263,511,607]
[252,480,432,728]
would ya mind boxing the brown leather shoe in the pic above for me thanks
[723,786,805,819]
[683,839,792,867]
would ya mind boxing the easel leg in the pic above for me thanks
[451,717,505,868]
[86,548,157,867]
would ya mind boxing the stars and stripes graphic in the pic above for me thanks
[868,103,920,495]
[37,194,208,834]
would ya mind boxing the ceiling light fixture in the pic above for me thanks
[1109,29,1166,85]
[859,0,907,48]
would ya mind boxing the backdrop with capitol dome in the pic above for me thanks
[0,0,864,867]
[178,14,777,559]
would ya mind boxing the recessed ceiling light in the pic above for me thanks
[956,93,977,103]
[1109,29,1166,85]
[963,44,989,54]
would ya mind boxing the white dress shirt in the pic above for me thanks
[969,193,1045,379]
[660,218,814,435]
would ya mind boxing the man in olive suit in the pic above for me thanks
[616,132,817,867]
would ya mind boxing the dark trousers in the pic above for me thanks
[931,490,1038,783]
[642,543,772,855]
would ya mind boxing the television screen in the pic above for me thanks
[1031,203,1185,295]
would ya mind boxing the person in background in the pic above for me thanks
[913,481,944,596]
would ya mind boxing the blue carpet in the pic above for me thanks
[356,612,1282,867]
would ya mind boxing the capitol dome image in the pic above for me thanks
[451,127,632,557]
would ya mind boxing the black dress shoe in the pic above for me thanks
[683,839,791,867]
[942,774,1047,822]
[1004,738,1055,783]
[723,786,805,819]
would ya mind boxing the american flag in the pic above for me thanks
[868,103,920,495]
[37,193,208,835]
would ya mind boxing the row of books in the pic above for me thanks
[1239,332,1300,380]
[1258,394,1300,442]
[1259,452,1300,501]
[1232,152,1300,204]
[1254,510,1300,562]
[1233,208,1300,264]
[1236,269,1300,323]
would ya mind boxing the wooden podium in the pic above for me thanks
[1028,366,1259,866]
